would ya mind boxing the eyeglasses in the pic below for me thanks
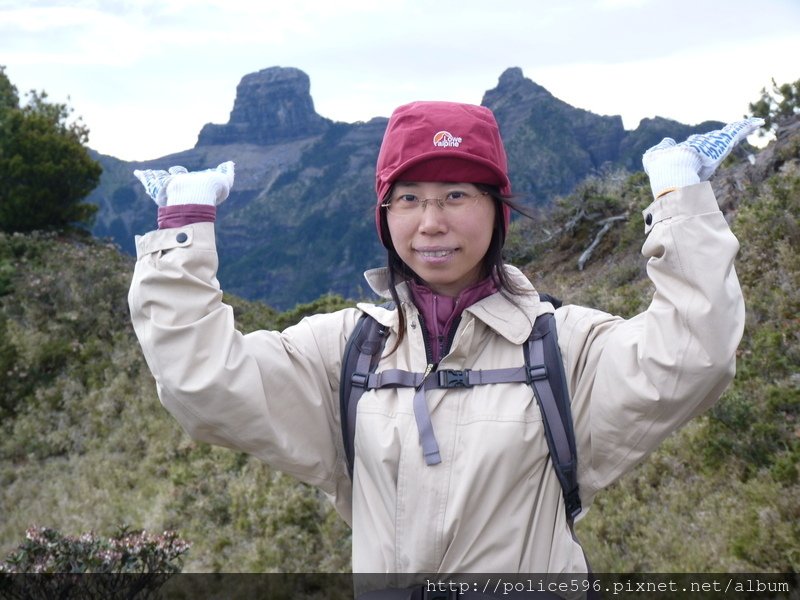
[381,191,489,216]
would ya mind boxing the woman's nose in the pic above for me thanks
[417,201,448,233]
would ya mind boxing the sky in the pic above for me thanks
[2,0,799,162]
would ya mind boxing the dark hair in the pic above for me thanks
[378,184,534,352]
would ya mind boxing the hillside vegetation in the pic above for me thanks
[1,117,798,574]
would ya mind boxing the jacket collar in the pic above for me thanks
[360,265,549,346]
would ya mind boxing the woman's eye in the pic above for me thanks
[446,191,467,201]
[397,194,418,203]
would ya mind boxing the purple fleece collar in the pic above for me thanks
[409,276,499,363]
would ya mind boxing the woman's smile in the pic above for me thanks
[415,246,458,261]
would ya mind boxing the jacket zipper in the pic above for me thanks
[416,313,436,368]
[418,310,463,366]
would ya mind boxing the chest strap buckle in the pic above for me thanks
[437,369,472,388]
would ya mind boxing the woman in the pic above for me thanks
[129,101,758,583]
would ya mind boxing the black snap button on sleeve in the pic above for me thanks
[176,232,188,243]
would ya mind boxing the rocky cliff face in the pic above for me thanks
[484,67,627,200]
[196,67,331,146]
[87,66,726,309]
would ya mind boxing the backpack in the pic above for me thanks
[338,298,582,524]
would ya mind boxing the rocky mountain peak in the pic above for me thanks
[492,67,551,98]
[196,67,330,146]
[498,66,524,84]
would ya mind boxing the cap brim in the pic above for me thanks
[377,151,511,201]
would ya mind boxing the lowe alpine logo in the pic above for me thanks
[433,131,463,148]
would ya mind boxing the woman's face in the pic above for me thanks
[386,181,496,297]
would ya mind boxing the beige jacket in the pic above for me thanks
[128,182,744,575]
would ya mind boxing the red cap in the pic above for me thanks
[375,101,512,246]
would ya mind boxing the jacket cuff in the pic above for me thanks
[134,222,217,258]
[641,181,718,235]
[157,204,216,229]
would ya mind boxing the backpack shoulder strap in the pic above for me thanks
[537,292,563,309]
[527,311,596,589]
[524,312,582,522]
[339,302,394,479]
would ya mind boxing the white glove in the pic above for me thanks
[133,161,235,207]
[642,118,764,198]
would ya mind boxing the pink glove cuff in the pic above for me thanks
[157,204,216,229]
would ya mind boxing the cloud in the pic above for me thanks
[594,0,652,9]
[0,4,154,66]
[5,0,797,160]
[524,34,800,129]
[0,5,107,32]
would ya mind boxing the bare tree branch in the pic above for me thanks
[577,215,628,271]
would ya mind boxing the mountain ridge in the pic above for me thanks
[86,66,723,309]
